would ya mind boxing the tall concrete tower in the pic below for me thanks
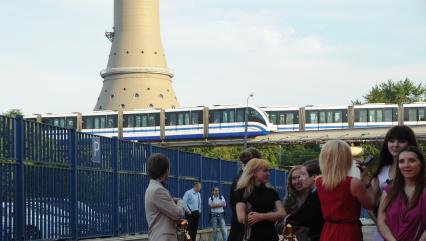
[94,0,180,111]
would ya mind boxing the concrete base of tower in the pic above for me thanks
[94,73,179,111]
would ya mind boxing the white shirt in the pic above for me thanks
[208,195,226,213]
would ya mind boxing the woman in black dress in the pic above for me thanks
[235,158,285,241]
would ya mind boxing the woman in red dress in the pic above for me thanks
[316,140,375,241]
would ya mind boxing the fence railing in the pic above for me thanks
[0,116,287,241]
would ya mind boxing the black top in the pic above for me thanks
[235,184,280,241]
[227,172,244,241]
[286,190,324,241]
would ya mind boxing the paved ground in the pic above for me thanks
[363,225,376,241]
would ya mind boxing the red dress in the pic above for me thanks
[316,176,363,241]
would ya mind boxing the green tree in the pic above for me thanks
[360,78,426,104]
[183,144,321,170]
[3,108,23,118]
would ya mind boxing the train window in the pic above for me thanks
[191,111,201,125]
[334,111,342,123]
[229,110,235,122]
[178,113,184,125]
[135,115,142,127]
[376,110,383,122]
[67,118,75,129]
[270,112,277,124]
[148,114,159,126]
[83,117,93,129]
[342,110,348,122]
[167,113,177,126]
[327,111,334,123]
[319,111,326,123]
[368,110,376,122]
[248,108,266,126]
[60,119,65,127]
[384,109,393,122]
[286,112,294,124]
[142,115,148,127]
[419,108,425,121]
[93,117,99,129]
[53,118,65,128]
[409,109,417,121]
[222,110,235,123]
[236,109,245,122]
[184,112,190,125]
[279,113,285,125]
[210,111,221,123]
[100,116,106,128]
[127,115,135,128]
[107,116,116,128]
[223,111,229,123]
[356,109,367,122]
[308,111,318,124]
[148,115,155,126]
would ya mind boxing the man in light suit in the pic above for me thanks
[145,153,186,241]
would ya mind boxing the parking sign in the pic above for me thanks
[92,137,101,163]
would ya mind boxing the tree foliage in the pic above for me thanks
[3,108,23,118]
[361,78,426,104]
[183,144,321,170]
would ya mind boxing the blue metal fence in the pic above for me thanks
[0,116,288,240]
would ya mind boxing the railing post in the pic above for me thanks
[177,150,180,196]
[14,116,25,241]
[112,137,119,236]
[69,129,78,240]
[199,155,203,182]
[147,144,152,158]
[199,155,204,227]
[219,159,222,191]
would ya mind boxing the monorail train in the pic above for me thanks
[261,102,426,131]
[24,102,426,141]
[24,105,275,141]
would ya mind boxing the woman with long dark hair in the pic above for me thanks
[283,166,308,214]
[377,146,426,241]
[369,126,418,241]
[281,166,311,241]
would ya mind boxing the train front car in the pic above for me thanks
[354,103,398,128]
[260,106,299,132]
[305,105,349,130]
[207,105,274,139]
[81,111,119,138]
[403,102,426,126]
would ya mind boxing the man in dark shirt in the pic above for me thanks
[286,160,324,241]
[227,147,261,241]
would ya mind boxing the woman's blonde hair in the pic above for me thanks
[236,158,271,199]
[319,140,352,190]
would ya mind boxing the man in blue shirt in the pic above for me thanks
[183,182,202,241]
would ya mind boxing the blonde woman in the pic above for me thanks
[235,158,285,241]
[316,140,375,241]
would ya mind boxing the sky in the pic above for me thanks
[1,0,425,114]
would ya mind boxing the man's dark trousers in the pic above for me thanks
[187,211,200,241]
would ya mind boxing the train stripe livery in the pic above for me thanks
[24,103,426,142]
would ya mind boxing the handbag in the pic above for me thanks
[242,201,252,241]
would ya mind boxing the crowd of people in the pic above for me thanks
[144,125,426,241]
